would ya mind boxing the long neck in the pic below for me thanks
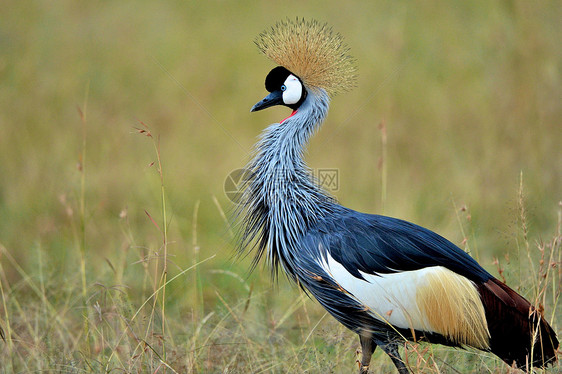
[252,89,329,189]
[238,89,334,275]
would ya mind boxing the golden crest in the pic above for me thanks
[255,18,356,96]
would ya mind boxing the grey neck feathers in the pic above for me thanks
[237,89,336,277]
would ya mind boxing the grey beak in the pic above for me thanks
[251,90,284,112]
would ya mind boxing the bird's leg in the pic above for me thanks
[358,335,376,374]
[380,343,409,374]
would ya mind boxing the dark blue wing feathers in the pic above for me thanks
[308,208,493,283]
[293,209,489,345]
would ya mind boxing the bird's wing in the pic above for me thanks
[310,210,492,282]
[300,210,494,345]
[301,210,558,366]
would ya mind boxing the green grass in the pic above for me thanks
[0,1,560,373]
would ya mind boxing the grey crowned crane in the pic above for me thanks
[235,19,558,373]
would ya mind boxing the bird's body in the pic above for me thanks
[236,19,558,373]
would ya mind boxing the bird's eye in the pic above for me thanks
[281,85,287,91]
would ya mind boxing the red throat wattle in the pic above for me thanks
[280,110,297,124]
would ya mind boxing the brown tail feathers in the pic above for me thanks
[478,278,558,368]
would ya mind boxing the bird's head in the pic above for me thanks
[250,18,356,114]
[251,66,307,112]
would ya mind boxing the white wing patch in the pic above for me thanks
[319,252,490,348]
[320,253,432,331]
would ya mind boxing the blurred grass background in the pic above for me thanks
[0,0,560,372]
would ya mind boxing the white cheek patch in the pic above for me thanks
[282,74,303,105]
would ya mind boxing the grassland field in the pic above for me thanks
[0,1,560,373]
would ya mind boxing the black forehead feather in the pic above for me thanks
[265,66,295,92]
